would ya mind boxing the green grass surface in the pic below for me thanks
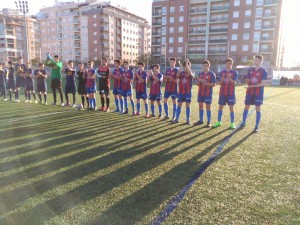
[0,86,299,225]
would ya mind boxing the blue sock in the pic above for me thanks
[243,109,249,124]
[218,110,223,122]
[119,98,124,112]
[164,103,169,117]
[173,104,177,119]
[151,104,155,115]
[175,106,182,120]
[137,102,141,112]
[158,104,162,115]
[200,109,204,122]
[145,103,149,114]
[230,112,235,123]
[93,98,96,108]
[115,98,119,111]
[123,98,128,111]
[207,110,211,123]
[89,98,93,108]
[186,107,191,122]
[130,99,135,112]
[256,111,261,128]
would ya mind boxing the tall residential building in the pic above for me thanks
[0,8,41,62]
[151,0,284,69]
[37,0,150,64]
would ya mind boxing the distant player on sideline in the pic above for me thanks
[213,58,238,129]
[85,60,97,110]
[6,61,16,101]
[34,63,48,105]
[110,59,124,113]
[162,57,178,121]
[45,54,64,106]
[0,63,7,101]
[77,62,89,109]
[194,60,216,128]
[242,55,267,132]
[64,60,77,107]
[134,62,149,117]
[172,59,194,125]
[24,62,37,103]
[15,57,27,102]
[148,64,163,118]
[97,57,110,112]
[121,61,134,114]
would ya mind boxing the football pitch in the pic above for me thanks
[0,86,299,225]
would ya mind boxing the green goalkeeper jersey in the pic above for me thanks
[45,58,62,79]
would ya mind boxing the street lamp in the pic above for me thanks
[15,0,29,63]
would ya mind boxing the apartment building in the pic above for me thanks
[0,8,41,62]
[37,0,150,64]
[152,0,283,69]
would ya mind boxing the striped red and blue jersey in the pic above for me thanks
[165,68,178,92]
[86,69,96,88]
[218,69,238,96]
[122,69,133,91]
[246,67,267,96]
[150,72,163,95]
[198,71,216,97]
[98,66,110,86]
[135,70,147,93]
[178,71,193,94]
[113,67,124,89]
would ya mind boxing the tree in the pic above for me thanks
[135,53,156,68]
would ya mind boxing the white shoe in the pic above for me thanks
[35,100,38,104]
[3,99,7,101]
[72,104,76,107]
[61,102,65,106]
[25,100,29,103]
[17,99,20,103]
[45,102,48,105]
[29,100,32,103]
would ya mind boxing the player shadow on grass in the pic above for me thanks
[0,127,228,224]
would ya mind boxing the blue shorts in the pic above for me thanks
[245,94,263,106]
[86,87,96,94]
[65,82,76,94]
[136,92,148,100]
[164,91,177,99]
[218,95,236,106]
[113,87,123,95]
[16,76,25,88]
[122,89,132,97]
[25,83,34,92]
[197,96,212,104]
[149,94,162,101]
[36,84,47,93]
[178,93,192,103]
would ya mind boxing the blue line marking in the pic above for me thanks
[150,89,273,225]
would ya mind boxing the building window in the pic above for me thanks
[169,47,173,53]
[170,17,174,23]
[162,7,167,15]
[178,47,183,53]
[234,0,240,6]
[178,37,183,42]
[169,37,174,43]
[162,17,166,25]
[255,20,262,29]
[256,8,263,17]
[231,45,237,51]
[93,15,97,18]
[257,0,263,5]
[233,11,239,18]
[243,33,250,40]
[244,22,250,29]
[245,10,251,17]
[94,40,97,44]
[253,43,259,53]
[231,34,238,40]
[162,37,166,44]
[170,7,175,13]
[242,45,249,51]
[178,26,184,32]
[179,16,184,22]
[169,27,174,33]
[93,23,97,27]
[246,0,252,5]
[162,27,166,35]
[94,32,97,35]
[179,6,184,12]
[232,23,238,29]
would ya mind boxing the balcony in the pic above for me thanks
[152,11,162,16]
[188,50,205,54]
[262,25,275,30]
[152,51,161,55]
[152,32,162,36]
[62,11,79,17]
[73,19,80,24]
[208,50,227,54]
[264,0,278,6]
[261,36,274,41]
[189,40,206,44]
[210,6,230,12]
[74,35,80,40]
[189,30,206,34]
[75,44,80,48]
[152,41,161,45]
[209,28,228,33]
[190,8,207,14]
[190,19,206,24]
[100,27,109,31]
[210,17,228,23]
[209,39,227,43]
[152,22,162,26]
[100,35,109,40]
[75,51,81,56]
[73,27,80,31]
[263,13,276,18]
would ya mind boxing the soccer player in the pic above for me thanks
[213,58,238,129]
[121,61,134,114]
[15,57,27,102]
[149,64,163,118]
[77,62,89,109]
[242,55,267,132]
[34,63,48,105]
[64,60,77,107]
[24,62,37,103]
[110,59,124,113]
[194,60,216,128]
[97,57,110,112]
[162,57,178,121]
[6,61,16,101]
[134,62,149,117]
[45,54,64,106]
[85,60,97,110]
[172,59,194,125]
[0,63,7,101]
